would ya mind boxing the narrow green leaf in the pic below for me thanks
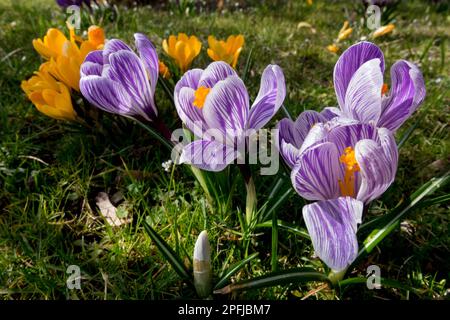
[261,187,294,222]
[271,208,279,272]
[397,117,421,149]
[214,268,328,294]
[338,277,420,294]
[281,104,293,120]
[134,120,174,152]
[256,219,310,240]
[214,252,259,290]
[355,172,449,265]
[242,47,254,83]
[143,221,192,284]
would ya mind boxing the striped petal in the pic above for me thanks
[103,39,133,65]
[174,69,205,136]
[378,60,426,131]
[355,127,398,203]
[80,76,132,115]
[334,41,385,109]
[134,33,159,93]
[108,50,157,120]
[179,139,237,172]
[248,65,286,130]
[326,122,377,155]
[291,142,341,201]
[203,76,249,144]
[343,58,383,123]
[198,61,236,88]
[303,197,363,272]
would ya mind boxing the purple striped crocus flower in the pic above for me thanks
[175,61,286,171]
[278,117,398,272]
[80,33,159,122]
[333,41,425,132]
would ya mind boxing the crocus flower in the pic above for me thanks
[33,25,105,91]
[333,41,425,132]
[207,35,244,68]
[337,21,352,42]
[327,44,340,54]
[80,33,159,122]
[162,33,202,73]
[372,24,395,38]
[175,61,286,171]
[158,60,171,79]
[21,63,77,121]
[278,117,398,272]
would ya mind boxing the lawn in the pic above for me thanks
[0,0,449,300]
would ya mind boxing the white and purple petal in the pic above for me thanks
[291,142,341,201]
[134,33,159,93]
[378,60,426,131]
[355,128,398,203]
[247,65,286,130]
[203,76,249,144]
[102,39,133,65]
[198,61,237,88]
[343,59,383,123]
[179,139,237,172]
[334,41,385,109]
[80,76,133,115]
[303,197,363,272]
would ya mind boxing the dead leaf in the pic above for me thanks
[95,192,131,227]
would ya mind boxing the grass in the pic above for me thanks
[0,0,449,300]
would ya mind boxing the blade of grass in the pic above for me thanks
[397,117,421,149]
[256,219,310,239]
[214,252,259,290]
[271,207,278,272]
[143,221,193,285]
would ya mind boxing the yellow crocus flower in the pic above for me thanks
[158,60,171,79]
[21,63,77,121]
[207,35,244,69]
[307,0,313,5]
[372,24,395,39]
[327,44,340,54]
[32,25,105,91]
[337,21,353,42]
[162,33,202,73]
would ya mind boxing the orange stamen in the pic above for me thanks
[338,147,360,197]
[193,86,211,109]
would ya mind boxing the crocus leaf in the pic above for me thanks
[354,172,449,266]
[143,221,193,285]
[242,46,253,83]
[256,219,310,240]
[338,277,421,295]
[397,117,421,149]
[214,268,328,294]
[214,252,259,290]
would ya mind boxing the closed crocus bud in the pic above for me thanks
[372,24,395,39]
[193,231,212,298]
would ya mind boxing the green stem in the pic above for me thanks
[271,207,278,272]
[328,268,347,286]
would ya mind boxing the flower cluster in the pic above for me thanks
[22,25,105,121]
[21,12,426,283]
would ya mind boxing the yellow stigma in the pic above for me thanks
[338,147,360,197]
[193,86,211,109]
